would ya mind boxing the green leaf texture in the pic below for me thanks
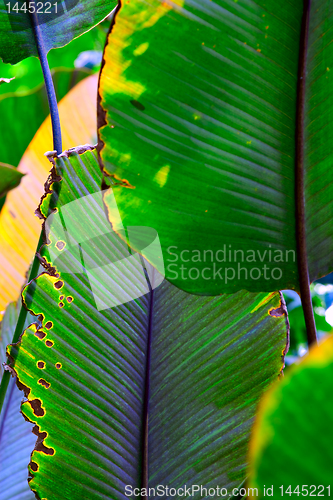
[98,0,333,295]
[248,334,333,497]
[304,1,333,281]
[0,0,116,64]
[0,162,24,197]
[7,148,288,499]
[0,303,36,500]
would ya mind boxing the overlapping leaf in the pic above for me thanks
[248,335,333,496]
[98,0,333,295]
[7,147,288,499]
[0,0,116,64]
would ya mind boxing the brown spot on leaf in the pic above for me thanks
[60,295,64,301]
[38,379,50,389]
[45,340,54,348]
[37,361,45,369]
[102,171,135,190]
[29,461,38,472]
[35,165,61,221]
[35,330,46,340]
[55,363,62,370]
[37,253,59,277]
[32,426,55,456]
[59,302,64,308]
[269,302,288,317]
[45,321,53,329]
[269,292,290,378]
[66,296,73,303]
[54,280,64,290]
[29,399,45,417]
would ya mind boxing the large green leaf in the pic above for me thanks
[0,162,24,197]
[248,334,333,497]
[98,0,333,295]
[0,303,36,500]
[7,147,288,499]
[0,0,116,64]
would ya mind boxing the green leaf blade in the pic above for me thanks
[98,0,302,294]
[8,147,288,498]
[9,149,149,499]
[305,1,333,282]
[98,0,333,294]
[148,289,287,490]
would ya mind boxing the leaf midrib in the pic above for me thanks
[295,0,317,345]
[141,264,154,497]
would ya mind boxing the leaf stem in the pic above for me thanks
[30,9,62,154]
[295,0,317,347]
